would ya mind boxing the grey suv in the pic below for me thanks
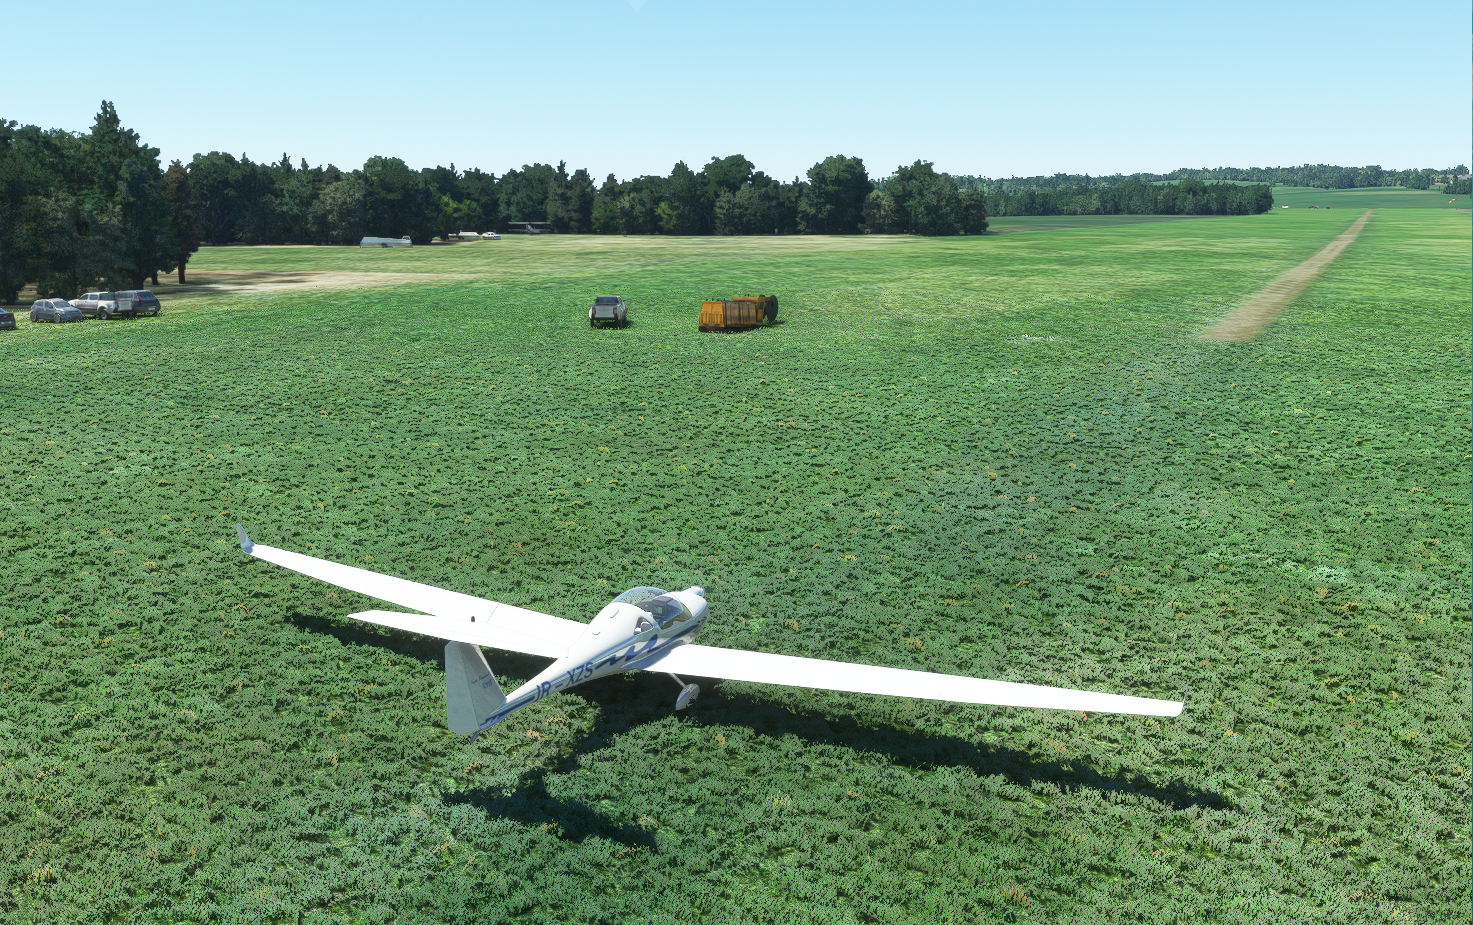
[30,299,84,323]
[117,290,162,317]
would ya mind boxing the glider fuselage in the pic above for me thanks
[480,587,709,729]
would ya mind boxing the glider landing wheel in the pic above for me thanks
[675,683,700,710]
[668,672,700,710]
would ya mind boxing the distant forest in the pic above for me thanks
[980,180,1273,218]
[1,102,1455,303]
[957,163,1469,193]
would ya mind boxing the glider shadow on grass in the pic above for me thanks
[295,612,1229,846]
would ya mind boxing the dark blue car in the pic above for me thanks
[117,290,162,317]
[0,307,14,330]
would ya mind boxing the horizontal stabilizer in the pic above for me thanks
[445,641,506,734]
[644,645,1183,717]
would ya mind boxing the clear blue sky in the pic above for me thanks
[7,0,1467,181]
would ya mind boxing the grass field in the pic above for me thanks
[1268,186,1465,210]
[2,207,1468,924]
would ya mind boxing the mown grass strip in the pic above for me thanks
[1201,210,1372,342]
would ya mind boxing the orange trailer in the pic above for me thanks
[698,295,778,332]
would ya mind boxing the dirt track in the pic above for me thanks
[1199,211,1371,342]
[164,270,472,297]
[10,270,472,306]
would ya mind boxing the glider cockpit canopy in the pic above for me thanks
[612,586,695,632]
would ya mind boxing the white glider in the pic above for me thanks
[237,526,1183,737]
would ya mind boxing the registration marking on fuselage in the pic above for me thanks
[480,621,704,728]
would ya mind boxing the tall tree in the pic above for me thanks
[563,167,596,233]
[31,192,124,297]
[234,156,283,245]
[308,177,367,245]
[774,177,806,235]
[958,188,988,234]
[658,161,705,235]
[362,156,435,243]
[704,154,755,199]
[163,160,202,283]
[115,159,174,286]
[499,163,555,224]
[798,155,871,234]
[879,161,939,233]
[80,101,143,209]
[188,152,244,244]
[421,163,461,238]
[713,184,781,235]
[616,176,666,235]
[0,119,37,303]
[909,173,963,235]
[545,162,597,233]
[81,101,173,283]
[861,189,904,234]
[458,168,500,232]
[591,174,622,234]
[273,159,317,244]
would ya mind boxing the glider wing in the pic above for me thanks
[643,644,1183,717]
[237,525,583,658]
[342,610,572,659]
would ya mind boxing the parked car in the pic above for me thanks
[0,307,14,330]
[117,290,161,317]
[481,231,501,240]
[30,299,84,323]
[72,291,137,320]
[589,295,628,328]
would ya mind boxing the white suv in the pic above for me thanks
[73,291,137,320]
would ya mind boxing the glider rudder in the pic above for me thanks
[445,641,506,734]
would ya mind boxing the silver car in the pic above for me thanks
[72,291,137,320]
[589,295,628,328]
[30,299,84,323]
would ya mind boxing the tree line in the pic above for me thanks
[958,163,1468,193]
[165,151,992,241]
[28,103,1462,304]
[0,104,1002,302]
[985,179,1274,217]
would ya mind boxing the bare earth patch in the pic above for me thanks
[10,270,472,306]
[165,270,472,298]
[1199,211,1371,342]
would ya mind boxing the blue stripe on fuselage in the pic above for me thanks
[473,620,704,733]
[590,620,702,671]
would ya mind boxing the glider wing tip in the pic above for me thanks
[235,524,253,555]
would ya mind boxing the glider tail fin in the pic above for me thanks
[445,642,506,734]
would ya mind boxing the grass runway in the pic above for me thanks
[1,202,1468,923]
